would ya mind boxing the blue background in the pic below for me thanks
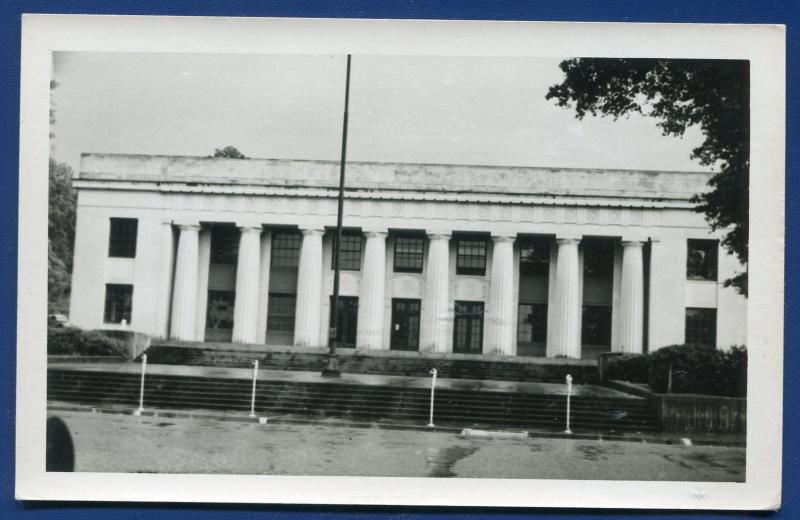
[1,1,796,519]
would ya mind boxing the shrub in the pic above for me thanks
[604,354,649,384]
[48,327,125,357]
[648,344,747,397]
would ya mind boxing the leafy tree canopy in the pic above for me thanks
[546,58,749,295]
[211,146,248,159]
[49,159,77,312]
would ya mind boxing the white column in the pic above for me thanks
[169,224,201,341]
[420,233,451,353]
[156,221,175,339]
[617,240,645,354]
[256,230,272,344]
[548,237,582,358]
[232,226,263,344]
[293,228,324,347]
[193,228,211,341]
[357,230,387,349]
[486,235,516,355]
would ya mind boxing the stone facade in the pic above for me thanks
[69,153,748,358]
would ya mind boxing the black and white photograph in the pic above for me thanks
[17,16,784,509]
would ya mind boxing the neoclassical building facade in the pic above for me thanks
[68,154,747,359]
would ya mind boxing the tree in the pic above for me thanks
[49,159,76,313]
[546,58,749,295]
[210,146,248,159]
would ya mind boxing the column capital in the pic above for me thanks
[555,236,581,245]
[299,227,325,236]
[176,223,201,232]
[492,234,516,244]
[364,230,388,238]
[427,231,452,240]
[237,224,264,235]
[621,240,646,248]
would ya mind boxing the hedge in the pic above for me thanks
[605,344,747,397]
[48,327,126,357]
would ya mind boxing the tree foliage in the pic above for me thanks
[49,159,77,313]
[210,146,248,159]
[546,58,749,294]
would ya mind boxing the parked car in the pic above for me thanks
[48,314,73,328]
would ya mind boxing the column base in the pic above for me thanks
[320,355,341,378]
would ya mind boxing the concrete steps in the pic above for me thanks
[143,343,600,384]
[47,369,659,433]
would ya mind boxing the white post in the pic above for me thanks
[134,354,147,416]
[427,368,438,427]
[249,359,259,418]
[565,373,573,434]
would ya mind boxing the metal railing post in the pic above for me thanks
[249,359,259,418]
[564,373,573,434]
[134,353,147,416]
[427,368,437,428]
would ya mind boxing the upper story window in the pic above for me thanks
[687,239,718,281]
[393,236,424,273]
[583,239,615,280]
[519,241,550,277]
[108,218,138,258]
[332,232,363,271]
[210,225,239,265]
[271,231,301,268]
[456,239,487,276]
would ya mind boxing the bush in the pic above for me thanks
[648,344,747,397]
[604,354,649,384]
[48,327,125,357]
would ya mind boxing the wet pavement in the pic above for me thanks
[49,361,637,397]
[52,409,744,481]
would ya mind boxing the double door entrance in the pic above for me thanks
[390,298,421,351]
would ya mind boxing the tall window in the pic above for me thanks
[210,225,239,265]
[456,239,487,276]
[517,303,548,344]
[583,239,615,279]
[393,236,424,273]
[519,241,550,277]
[582,305,612,347]
[267,293,297,333]
[687,239,718,281]
[331,232,363,271]
[453,301,484,353]
[271,231,301,268]
[685,308,717,347]
[108,218,138,258]
[103,284,133,324]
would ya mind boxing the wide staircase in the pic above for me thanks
[143,342,600,384]
[47,367,660,433]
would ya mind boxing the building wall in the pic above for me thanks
[69,155,748,354]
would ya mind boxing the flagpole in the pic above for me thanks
[322,54,351,378]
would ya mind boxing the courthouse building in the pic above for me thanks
[68,153,747,359]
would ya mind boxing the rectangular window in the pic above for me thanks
[685,307,717,348]
[108,218,138,258]
[103,284,133,324]
[331,232,362,271]
[206,290,235,330]
[517,303,548,344]
[271,231,301,268]
[687,239,718,281]
[453,301,484,353]
[581,305,612,347]
[456,239,487,276]
[583,239,615,280]
[519,241,550,277]
[267,293,296,333]
[210,225,239,265]
[393,236,424,273]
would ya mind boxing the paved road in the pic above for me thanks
[52,410,744,481]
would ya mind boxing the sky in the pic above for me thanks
[50,52,709,176]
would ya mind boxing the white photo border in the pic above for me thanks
[17,15,785,509]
